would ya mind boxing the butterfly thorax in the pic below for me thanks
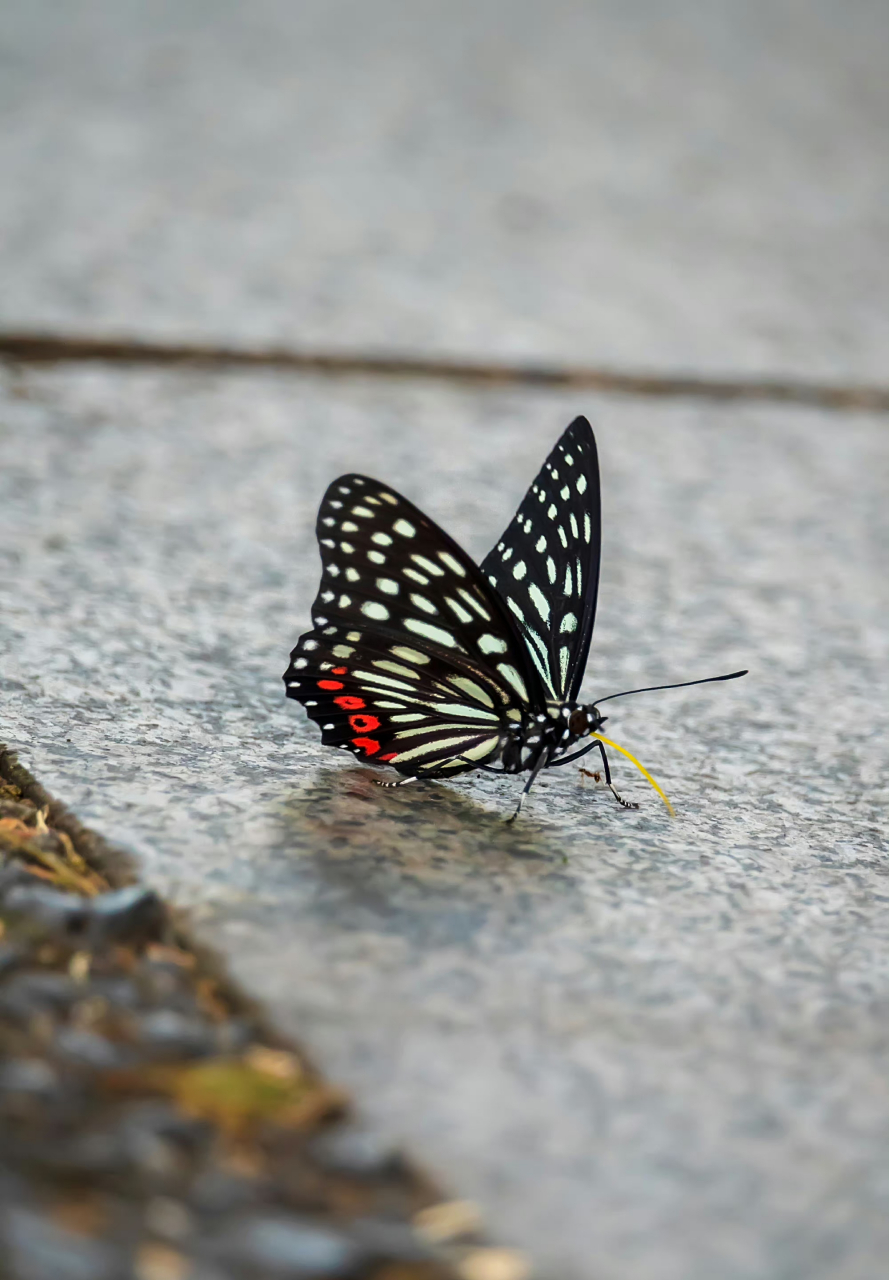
[497,702,605,775]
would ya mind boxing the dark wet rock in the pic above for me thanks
[0,972,79,1021]
[86,885,165,948]
[2,1205,123,1280]
[217,1215,366,1278]
[1,884,91,940]
[29,1128,128,1178]
[0,942,25,978]
[308,1123,404,1178]
[121,1101,211,1163]
[350,1215,434,1261]
[189,1168,265,1215]
[137,1009,217,1059]
[86,975,140,1008]
[0,883,163,952]
[214,1017,252,1055]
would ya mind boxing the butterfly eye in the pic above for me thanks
[568,709,589,736]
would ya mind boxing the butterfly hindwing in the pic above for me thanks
[284,473,546,774]
[480,416,601,702]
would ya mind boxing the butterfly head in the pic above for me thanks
[568,705,607,737]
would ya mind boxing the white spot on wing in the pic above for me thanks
[393,518,416,537]
[361,600,389,620]
[512,560,527,580]
[410,594,437,615]
[478,633,508,655]
[404,619,458,647]
[535,535,547,552]
[560,612,577,633]
[368,550,386,564]
[391,645,430,664]
[458,589,491,620]
[528,583,550,624]
[411,554,444,576]
[377,578,400,594]
[341,522,359,533]
[584,513,592,543]
[438,552,466,577]
[345,567,360,582]
[546,557,556,584]
[577,474,587,495]
[372,532,393,546]
[445,597,474,624]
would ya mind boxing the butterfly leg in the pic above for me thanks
[507,751,551,823]
[579,741,638,810]
[372,775,418,790]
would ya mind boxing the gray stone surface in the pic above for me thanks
[1,0,887,380]
[1,364,886,1280]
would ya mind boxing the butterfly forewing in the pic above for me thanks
[480,416,601,701]
[284,473,546,774]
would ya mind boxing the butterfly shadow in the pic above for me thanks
[272,766,588,939]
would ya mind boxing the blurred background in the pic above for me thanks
[1,0,886,378]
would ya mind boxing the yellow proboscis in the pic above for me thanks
[590,732,675,817]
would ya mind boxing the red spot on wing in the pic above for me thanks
[352,737,380,755]
[334,696,365,710]
[331,667,348,675]
[349,714,380,733]
[379,753,398,762]
[318,680,344,690]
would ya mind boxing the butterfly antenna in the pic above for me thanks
[594,669,747,707]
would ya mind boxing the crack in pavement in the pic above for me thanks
[1,331,886,413]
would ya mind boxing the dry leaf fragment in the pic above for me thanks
[457,1248,531,1280]
[414,1199,484,1243]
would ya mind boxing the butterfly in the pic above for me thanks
[284,416,746,819]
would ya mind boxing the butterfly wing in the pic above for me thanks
[284,473,547,775]
[480,416,601,702]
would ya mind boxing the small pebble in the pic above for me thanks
[53,1026,124,1070]
[137,1010,215,1059]
[309,1123,402,1177]
[224,1215,366,1277]
[144,1195,194,1242]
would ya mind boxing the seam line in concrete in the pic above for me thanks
[1,331,886,413]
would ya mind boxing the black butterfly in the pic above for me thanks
[284,417,745,818]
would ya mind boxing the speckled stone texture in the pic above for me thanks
[1,366,886,1280]
[1,0,887,379]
